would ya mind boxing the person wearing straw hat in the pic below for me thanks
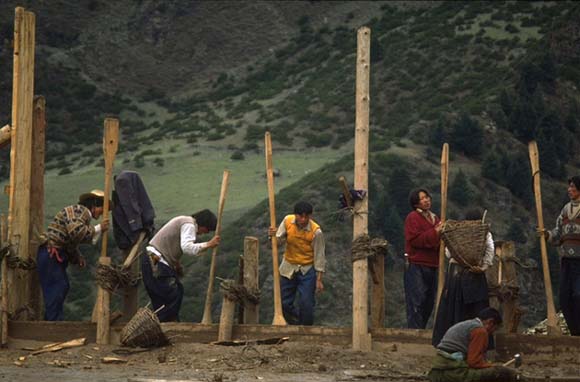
[268,201,326,325]
[142,209,220,322]
[539,175,580,336]
[432,208,494,347]
[404,188,442,329]
[37,189,109,321]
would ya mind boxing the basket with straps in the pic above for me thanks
[441,220,489,268]
[120,307,169,348]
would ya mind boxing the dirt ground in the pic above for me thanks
[0,338,579,382]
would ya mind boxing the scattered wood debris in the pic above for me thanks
[30,338,86,355]
[211,336,289,346]
[102,356,128,364]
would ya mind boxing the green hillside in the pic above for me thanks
[0,1,579,327]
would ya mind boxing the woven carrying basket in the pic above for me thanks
[441,220,489,268]
[120,307,169,348]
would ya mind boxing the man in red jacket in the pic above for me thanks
[404,188,442,329]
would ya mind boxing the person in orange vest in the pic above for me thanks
[269,201,325,325]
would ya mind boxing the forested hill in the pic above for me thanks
[0,1,579,326]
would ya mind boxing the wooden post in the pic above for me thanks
[243,236,259,324]
[201,170,230,324]
[237,255,244,324]
[6,7,36,321]
[1,214,8,347]
[121,232,146,321]
[370,254,385,328]
[96,118,119,345]
[0,125,11,149]
[28,95,45,320]
[528,141,559,335]
[217,296,236,342]
[265,132,287,326]
[435,143,449,313]
[352,26,372,352]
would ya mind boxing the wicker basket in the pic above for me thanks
[440,220,489,268]
[120,307,169,348]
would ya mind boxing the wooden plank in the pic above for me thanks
[0,124,11,149]
[217,296,236,342]
[352,26,372,352]
[528,141,559,335]
[370,254,384,328]
[7,7,36,323]
[201,170,230,324]
[338,176,353,208]
[435,143,449,314]
[243,236,259,324]
[28,95,45,321]
[264,132,287,326]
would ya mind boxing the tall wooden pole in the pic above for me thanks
[435,143,449,313]
[352,26,372,352]
[28,96,45,320]
[96,118,119,345]
[201,170,230,324]
[528,141,559,335]
[243,236,260,324]
[265,132,287,326]
[6,7,36,321]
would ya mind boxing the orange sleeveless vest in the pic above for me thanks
[283,214,320,265]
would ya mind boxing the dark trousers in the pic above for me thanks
[281,267,316,325]
[404,263,438,329]
[141,254,183,322]
[560,257,580,336]
[37,246,70,321]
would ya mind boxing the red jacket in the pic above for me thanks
[404,210,440,267]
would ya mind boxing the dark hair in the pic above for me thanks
[465,208,484,221]
[477,307,502,325]
[408,188,431,209]
[294,201,313,215]
[79,196,104,209]
[192,209,217,231]
[568,176,580,190]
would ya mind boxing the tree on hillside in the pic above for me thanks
[481,150,505,184]
[387,167,415,218]
[450,169,474,206]
[450,113,484,157]
[382,206,404,254]
[505,152,533,205]
[499,88,513,117]
[429,115,448,148]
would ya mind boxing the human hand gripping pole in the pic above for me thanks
[201,170,230,325]
[265,132,287,325]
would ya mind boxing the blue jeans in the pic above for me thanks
[37,246,70,321]
[404,263,437,329]
[560,258,580,336]
[141,254,183,322]
[281,267,316,325]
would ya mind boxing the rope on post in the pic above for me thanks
[96,262,140,293]
[219,278,260,305]
[351,234,388,262]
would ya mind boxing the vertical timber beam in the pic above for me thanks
[7,7,36,321]
[243,236,259,324]
[370,254,384,329]
[28,96,45,320]
[96,118,119,345]
[352,26,372,352]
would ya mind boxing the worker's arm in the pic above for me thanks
[313,229,325,293]
[180,223,219,256]
[466,327,493,368]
